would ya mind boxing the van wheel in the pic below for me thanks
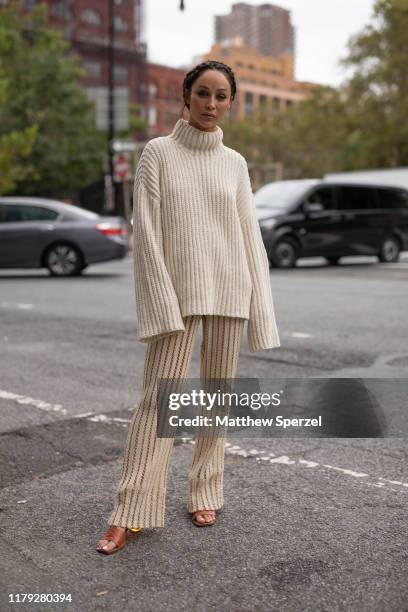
[270,238,298,268]
[327,257,341,265]
[44,243,84,276]
[378,236,400,263]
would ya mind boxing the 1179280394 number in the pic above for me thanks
[9,593,73,603]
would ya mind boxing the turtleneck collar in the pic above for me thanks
[169,118,223,152]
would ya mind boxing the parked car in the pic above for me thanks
[0,197,128,276]
[255,180,408,268]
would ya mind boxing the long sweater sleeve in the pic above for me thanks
[236,156,281,352]
[132,142,186,343]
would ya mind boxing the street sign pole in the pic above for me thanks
[123,179,132,248]
[113,151,132,247]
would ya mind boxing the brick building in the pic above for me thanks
[198,41,315,122]
[142,63,186,138]
[6,1,314,141]
[17,0,147,136]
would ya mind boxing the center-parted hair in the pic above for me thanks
[182,60,237,111]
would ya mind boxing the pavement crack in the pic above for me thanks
[36,429,85,464]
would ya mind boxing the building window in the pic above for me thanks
[114,66,129,83]
[286,99,293,110]
[148,83,157,102]
[244,92,253,115]
[165,84,179,102]
[81,9,102,27]
[139,82,147,102]
[82,60,102,79]
[85,86,129,131]
[148,106,157,127]
[51,1,73,20]
[114,16,128,32]
[273,97,280,113]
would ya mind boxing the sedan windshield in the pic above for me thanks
[254,180,319,211]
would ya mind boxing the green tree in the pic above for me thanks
[0,125,38,194]
[340,0,408,167]
[278,86,359,177]
[224,0,408,180]
[0,1,106,197]
[0,71,38,193]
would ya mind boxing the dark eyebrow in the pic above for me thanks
[197,85,228,92]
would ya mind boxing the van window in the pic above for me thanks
[376,187,408,210]
[306,186,335,210]
[336,186,377,210]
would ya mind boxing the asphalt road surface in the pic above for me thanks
[1,253,407,612]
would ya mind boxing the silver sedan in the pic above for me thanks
[0,197,128,277]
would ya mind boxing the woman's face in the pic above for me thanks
[186,69,232,132]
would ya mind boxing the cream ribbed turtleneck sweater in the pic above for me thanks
[132,117,280,352]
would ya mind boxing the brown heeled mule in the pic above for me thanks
[96,525,142,555]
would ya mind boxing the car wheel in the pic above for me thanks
[327,257,341,265]
[378,236,401,263]
[44,243,84,277]
[270,237,298,268]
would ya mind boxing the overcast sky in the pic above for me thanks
[145,0,376,86]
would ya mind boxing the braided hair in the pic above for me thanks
[181,60,237,113]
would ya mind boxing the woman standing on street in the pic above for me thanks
[96,60,280,554]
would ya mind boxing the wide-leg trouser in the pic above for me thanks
[107,314,245,528]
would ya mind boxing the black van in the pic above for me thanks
[255,179,408,268]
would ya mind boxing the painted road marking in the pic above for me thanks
[1,392,407,495]
[221,441,408,494]
[288,332,313,338]
[1,302,34,309]
[0,390,67,416]
[321,464,368,478]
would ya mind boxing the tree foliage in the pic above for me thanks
[224,0,408,178]
[340,0,408,167]
[0,1,106,196]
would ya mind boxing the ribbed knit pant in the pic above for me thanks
[107,314,245,528]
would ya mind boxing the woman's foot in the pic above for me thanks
[96,525,141,555]
[191,509,217,527]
